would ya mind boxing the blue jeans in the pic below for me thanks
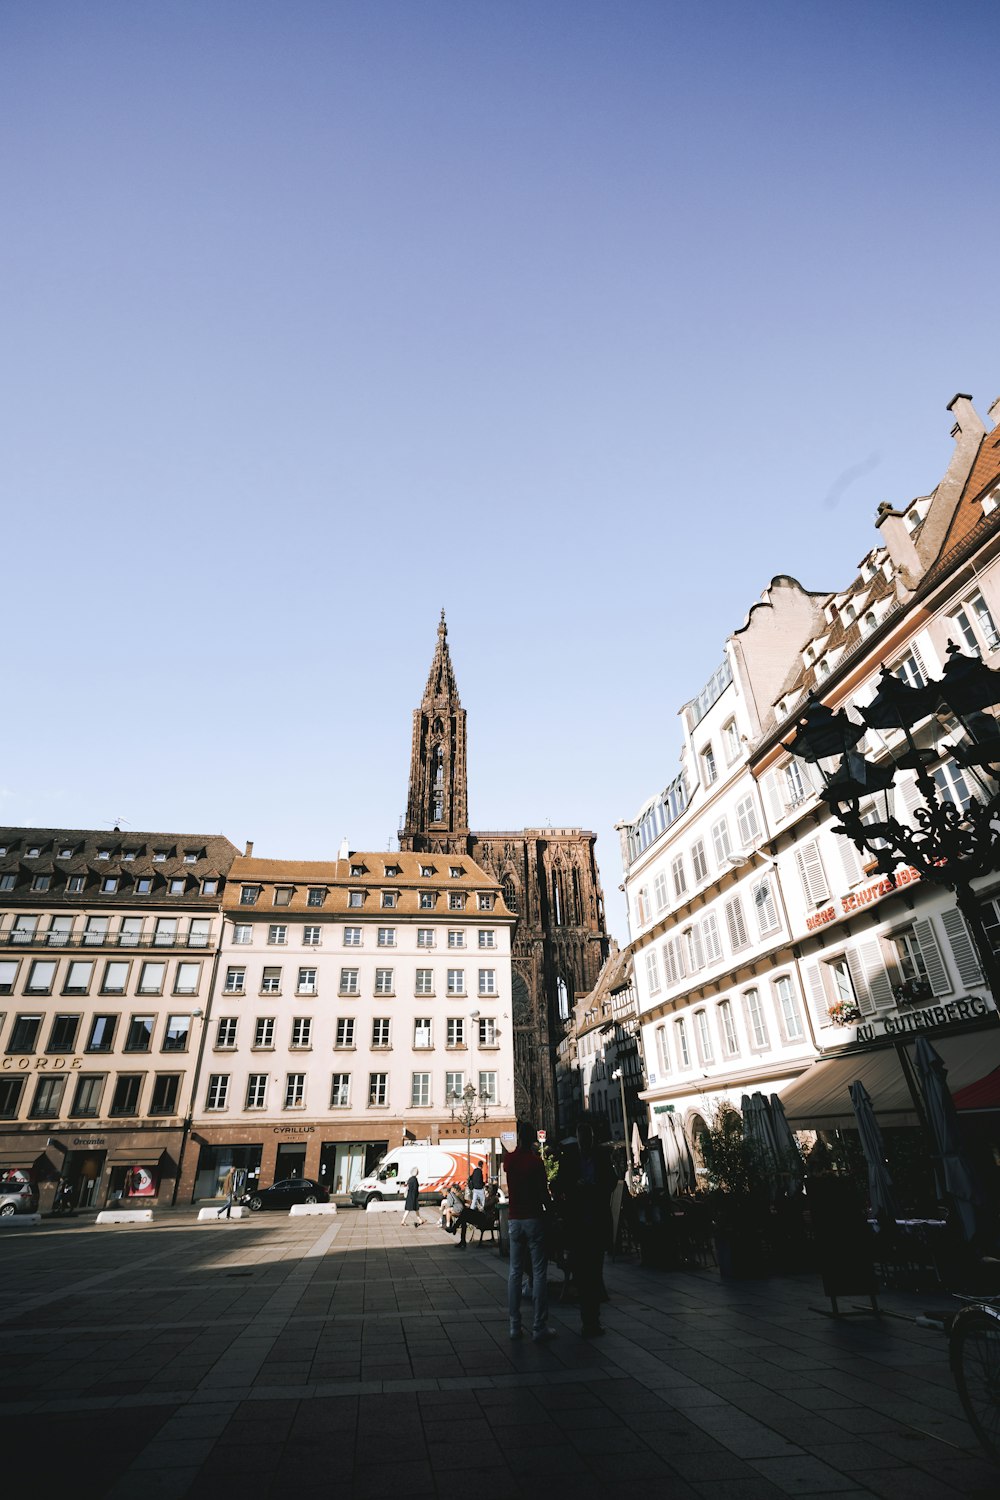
[508,1217,548,1334]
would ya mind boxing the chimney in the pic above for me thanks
[874,500,921,585]
[988,396,1000,428]
[337,836,350,861]
[244,840,254,858]
[946,392,986,442]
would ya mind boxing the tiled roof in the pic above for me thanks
[0,826,239,904]
[930,423,1000,565]
[224,850,511,918]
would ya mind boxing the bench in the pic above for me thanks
[460,1204,500,1244]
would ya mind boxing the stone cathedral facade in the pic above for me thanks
[400,613,610,1130]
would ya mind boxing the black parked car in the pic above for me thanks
[245,1177,329,1211]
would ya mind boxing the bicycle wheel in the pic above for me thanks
[950,1306,1000,1464]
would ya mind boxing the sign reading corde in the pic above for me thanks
[805,866,921,933]
[856,994,993,1041]
[1,1055,82,1072]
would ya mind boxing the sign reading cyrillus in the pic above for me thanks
[805,866,921,933]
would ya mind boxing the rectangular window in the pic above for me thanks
[26,960,56,994]
[267,924,287,945]
[30,1076,65,1118]
[701,745,718,786]
[291,1016,312,1048]
[774,975,804,1041]
[685,925,705,972]
[117,917,143,948]
[671,854,687,898]
[285,1073,305,1108]
[744,988,769,1048]
[725,895,749,952]
[478,929,496,949]
[735,795,760,847]
[336,1017,355,1048]
[447,969,465,995]
[711,817,732,866]
[101,960,129,995]
[112,1074,143,1116]
[691,841,708,883]
[168,878,185,896]
[417,928,435,947]
[188,919,211,948]
[645,948,662,997]
[174,961,200,995]
[134,877,152,895]
[205,1074,229,1110]
[0,960,16,995]
[695,1009,714,1064]
[339,968,359,994]
[224,966,245,994]
[419,892,436,910]
[348,890,364,908]
[448,893,465,911]
[48,917,73,946]
[411,1072,431,1107]
[414,1017,432,1049]
[372,1017,391,1048]
[723,718,740,763]
[653,873,669,913]
[232,924,252,945]
[675,1018,691,1067]
[150,1075,180,1115]
[415,968,434,995]
[246,1074,268,1109]
[162,1015,191,1052]
[0,1077,25,1117]
[125,1015,154,1052]
[138,962,165,994]
[201,879,218,897]
[478,893,494,911]
[33,874,52,893]
[254,1017,275,1048]
[240,886,260,905]
[447,930,465,949]
[87,1015,117,1052]
[48,1014,80,1052]
[752,877,779,936]
[478,969,496,995]
[478,1016,496,1047]
[702,913,723,963]
[84,917,109,946]
[153,918,177,947]
[70,1074,104,1117]
[260,967,281,994]
[8,1014,41,1052]
[307,888,326,907]
[655,1025,670,1074]
[368,1072,388,1106]
[477,1071,497,1105]
[374,967,394,994]
[64,960,94,995]
[302,926,321,946]
[330,1073,350,1107]
[297,967,317,994]
[273,887,292,907]
[381,891,397,909]
[970,592,1000,652]
[718,999,739,1056]
[446,1018,465,1047]
[343,926,362,946]
[795,840,830,906]
[445,1069,464,1100]
[934,763,974,811]
[215,1016,238,1049]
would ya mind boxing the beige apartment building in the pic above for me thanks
[181,850,516,1200]
[0,827,240,1210]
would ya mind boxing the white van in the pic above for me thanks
[351,1141,491,1207]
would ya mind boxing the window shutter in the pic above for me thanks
[804,962,830,1028]
[896,773,924,826]
[912,919,952,996]
[940,907,984,989]
[802,759,824,794]
[763,770,785,826]
[857,940,895,1011]
[795,840,830,904]
[837,833,865,888]
[845,948,874,1015]
[725,896,748,951]
[910,640,927,684]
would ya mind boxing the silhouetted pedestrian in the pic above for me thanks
[558,1120,616,1336]
[503,1121,555,1342]
[401,1169,424,1227]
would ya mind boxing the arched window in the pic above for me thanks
[556,976,569,1019]
[551,872,563,925]
[502,876,518,912]
[433,744,444,785]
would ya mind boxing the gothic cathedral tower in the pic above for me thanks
[401,611,470,855]
[401,616,611,1132]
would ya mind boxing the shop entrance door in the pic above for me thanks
[274,1144,307,1180]
[65,1151,106,1208]
[319,1142,367,1195]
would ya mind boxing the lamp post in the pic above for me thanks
[784,642,1000,999]
[448,1081,489,1183]
[611,1066,629,1146]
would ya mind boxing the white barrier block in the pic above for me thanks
[95,1210,154,1225]
[365,1199,406,1213]
[289,1203,337,1217]
[0,1213,42,1228]
[197,1206,250,1221]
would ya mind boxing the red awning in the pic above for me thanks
[952,1067,1000,1111]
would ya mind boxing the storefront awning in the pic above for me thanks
[0,1155,43,1170]
[780,1030,1000,1130]
[106,1147,169,1167]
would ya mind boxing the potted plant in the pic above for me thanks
[827,999,862,1027]
[894,977,932,1005]
[696,1103,770,1279]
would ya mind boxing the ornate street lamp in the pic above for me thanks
[448,1081,489,1183]
[784,643,1000,998]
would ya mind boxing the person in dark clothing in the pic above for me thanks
[401,1169,424,1227]
[469,1162,486,1211]
[557,1120,617,1336]
[502,1120,555,1341]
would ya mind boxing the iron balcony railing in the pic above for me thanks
[0,931,216,951]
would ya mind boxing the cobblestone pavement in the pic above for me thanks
[1,1208,997,1498]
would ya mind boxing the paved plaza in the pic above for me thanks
[1,1207,997,1499]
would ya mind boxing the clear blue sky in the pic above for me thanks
[3,2,999,940]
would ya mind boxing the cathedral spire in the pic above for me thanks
[400,613,469,853]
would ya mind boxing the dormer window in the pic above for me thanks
[381,891,398,909]
[817,659,831,679]
[97,849,111,861]
[307,888,326,907]
[183,852,198,864]
[449,866,464,878]
[478,893,494,911]
[419,865,435,877]
[384,864,400,878]
[58,846,74,859]
[861,611,877,636]
[26,846,41,859]
[121,850,136,862]
[273,887,292,907]
[350,864,366,878]
[240,885,260,906]
[152,850,168,863]
[842,601,856,624]
[981,485,999,517]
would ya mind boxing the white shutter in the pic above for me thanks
[857,939,895,1011]
[796,840,830,904]
[940,907,984,989]
[804,962,830,1028]
[911,640,927,684]
[896,773,924,826]
[837,833,865,887]
[845,948,875,1016]
[802,759,825,794]
[763,770,785,826]
[725,895,748,951]
[912,919,952,996]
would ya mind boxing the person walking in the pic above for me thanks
[217,1166,236,1219]
[557,1119,617,1337]
[469,1161,486,1211]
[401,1169,424,1228]
[502,1121,554,1342]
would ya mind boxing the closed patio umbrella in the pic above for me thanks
[768,1094,805,1197]
[742,1092,781,1198]
[849,1079,899,1230]
[913,1035,984,1242]
[659,1112,696,1195]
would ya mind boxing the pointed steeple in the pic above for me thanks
[400,612,469,853]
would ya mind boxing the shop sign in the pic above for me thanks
[273,1126,315,1135]
[1,1055,82,1072]
[855,994,993,1042]
[70,1137,107,1148]
[805,866,921,933]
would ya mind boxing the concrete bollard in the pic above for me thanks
[197,1206,250,1221]
[95,1210,154,1225]
[365,1199,407,1213]
[289,1202,337,1217]
[0,1213,42,1229]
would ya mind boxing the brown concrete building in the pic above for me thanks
[400,613,611,1130]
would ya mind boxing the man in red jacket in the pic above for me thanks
[502,1121,555,1342]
